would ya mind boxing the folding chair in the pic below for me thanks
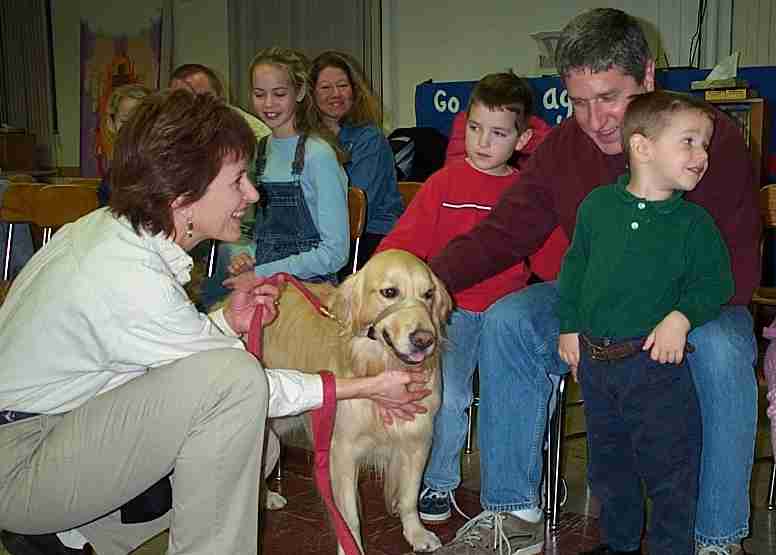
[397,180,423,208]
[1,182,98,299]
[347,186,367,275]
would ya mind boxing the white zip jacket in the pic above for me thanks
[0,208,321,416]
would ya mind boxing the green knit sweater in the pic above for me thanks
[556,174,734,339]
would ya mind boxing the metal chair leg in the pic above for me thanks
[768,458,776,510]
[3,222,15,280]
[274,447,283,482]
[545,375,567,533]
[464,396,479,454]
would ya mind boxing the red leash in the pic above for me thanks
[245,273,363,555]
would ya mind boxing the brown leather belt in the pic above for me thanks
[580,335,695,362]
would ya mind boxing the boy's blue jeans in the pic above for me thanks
[423,297,559,513]
[424,281,756,544]
[579,344,701,554]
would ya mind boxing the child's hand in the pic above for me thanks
[223,270,262,295]
[643,311,691,364]
[558,332,580,381]
[228,253,256,276]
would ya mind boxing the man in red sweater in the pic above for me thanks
[430,9,759,555]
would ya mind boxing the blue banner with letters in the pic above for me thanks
[415,67,776,180]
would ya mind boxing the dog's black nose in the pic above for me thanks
[410,329,435,350]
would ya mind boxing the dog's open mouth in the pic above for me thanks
[382,329,429,366]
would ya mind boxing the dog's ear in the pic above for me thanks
[329,269,364,336]
[430,271,453,331]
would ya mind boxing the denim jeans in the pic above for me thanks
[498,283,755,544]
[423,282,564,512]
[579,346,701,555]
[686,306,757,545]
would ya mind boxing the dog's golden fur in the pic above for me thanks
[262,249,452,553]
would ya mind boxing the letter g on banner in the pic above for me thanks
[434,90,461,113]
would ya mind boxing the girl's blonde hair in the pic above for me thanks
[310,50,382,127]
[103,83,152,160]
[249,47,346,163]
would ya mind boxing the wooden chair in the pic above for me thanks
[1,182,98,281]
[397,180,423,208]
[347,186,367,275]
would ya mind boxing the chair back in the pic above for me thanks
[1,182,98,281]
[761,184,776,229]
[397,181,423,208]
[347,186,367,275]
[348,186,367,242]
[34,184,99,230]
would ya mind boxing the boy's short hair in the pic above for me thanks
[466,72,533,134]
[622,90,716,156]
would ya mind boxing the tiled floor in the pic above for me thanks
[2,380,775,554]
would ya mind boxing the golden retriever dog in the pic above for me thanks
[262,249,452,554]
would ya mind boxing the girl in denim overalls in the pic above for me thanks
[203,48,349,308]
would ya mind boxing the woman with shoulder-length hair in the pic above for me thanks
[310,50,403,272]
[0,89,429,555]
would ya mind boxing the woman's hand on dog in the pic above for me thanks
[336,371,431,426]
[222,274,283,333]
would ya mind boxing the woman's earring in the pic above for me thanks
[186,216,194,238]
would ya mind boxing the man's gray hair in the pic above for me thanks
[555,8,651,85]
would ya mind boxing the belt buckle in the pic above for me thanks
[588,341,607,361]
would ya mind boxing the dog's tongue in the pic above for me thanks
[408,351,426,363]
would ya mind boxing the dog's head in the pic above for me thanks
[330,249,453,371]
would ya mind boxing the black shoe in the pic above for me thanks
[580,545,642,555]
[0,531,91,555]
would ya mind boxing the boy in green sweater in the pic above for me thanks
[556,90,734,555]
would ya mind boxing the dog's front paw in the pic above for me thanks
[265,490,288,510]
[405,527,442,552]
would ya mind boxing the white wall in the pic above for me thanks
[732,0,776,66]
[52,0,228,168]
[51,0,734,165]
[382,0,732,129]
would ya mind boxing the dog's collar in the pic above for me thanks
[358,298,428,341]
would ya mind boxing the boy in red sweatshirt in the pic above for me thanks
[378,72,565,555]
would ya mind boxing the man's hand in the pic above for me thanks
[229,253,256,276]
[558,332,580,381]
[643,310,691,364]
[222,274,284,333]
